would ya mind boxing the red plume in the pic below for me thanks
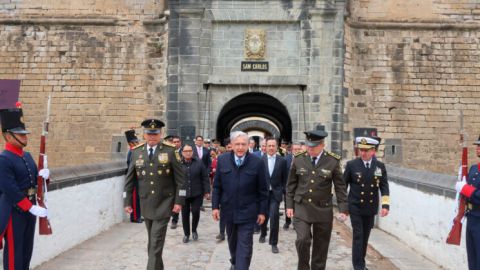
[15,101,22,108]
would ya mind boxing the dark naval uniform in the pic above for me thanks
[0,108,43,270]
[459,135,480,270]
[286,130,348,270]
[124,119,186,270]
[344,138,390,270]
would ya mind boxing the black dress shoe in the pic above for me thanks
[271,245,279,253]
[192,232,198,241]
[283,223,289,230]
[216,234,225,241]
[183,235,189,243]
[170,222,177,229]
[259,236,266,243]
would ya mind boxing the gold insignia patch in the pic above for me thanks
[326,151,341,160]
[381,195,390,205]
[135,159,145,167]
[175,151,181,162]
[294,151,306,157]
[132,142,145,150]
[163,141,175,148]
[159,153,169,163]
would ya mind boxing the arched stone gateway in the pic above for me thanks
[166,1,346,154]
[231,119,280,139]
[216,92,291,144]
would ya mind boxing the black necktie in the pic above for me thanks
[366,162,370,169]
[311,157,317,166]
[149,148,154,160]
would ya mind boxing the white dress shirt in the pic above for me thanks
[267,154,276,177]
[363,159,372,169]
[197,145,203,159]
[311,151,323,166]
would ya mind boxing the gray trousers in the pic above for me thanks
[293,217,333,270]
[144,217,170,270]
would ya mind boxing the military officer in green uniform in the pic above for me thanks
[286,130,348,270]
[124,119,186,270]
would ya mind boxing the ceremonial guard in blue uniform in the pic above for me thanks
[0,107,49,270]
[456,135,480,270]
[125,129,142,223]
[344,137,390,270]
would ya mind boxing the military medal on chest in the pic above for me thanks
[136,158,145,167]
[159,153,169,163]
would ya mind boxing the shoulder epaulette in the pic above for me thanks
[162,141,175,148]
[326,151,341,160]
[294,150,306,157]
[132,142,145,150]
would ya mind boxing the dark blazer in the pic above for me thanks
[193,145,211,171]
[285,153,293,172]
[262,154,288,202]
[343,157,389,216]
[183,157,210,198]
[254,151,265,157]
[212,151,269,224]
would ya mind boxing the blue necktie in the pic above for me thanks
[236,158,242,167]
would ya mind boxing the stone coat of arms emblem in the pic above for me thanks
[244,29,266,60]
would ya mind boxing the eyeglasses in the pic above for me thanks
[183,150,193,152]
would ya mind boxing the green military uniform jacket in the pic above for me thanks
[286,150,348,223]
[124,141,186,220]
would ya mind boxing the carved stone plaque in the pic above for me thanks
[244,29,266,60]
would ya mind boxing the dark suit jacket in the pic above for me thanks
[343,157,389,216]
[285,154,293,172]
[254,151,265,157]
[193,145,211,171]
[262,154,288,202]
[212,151,269,224]
[183,157,210,198]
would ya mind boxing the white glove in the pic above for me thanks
[455,180,467,193]
[39,168,50,179]
[29,205,48,217]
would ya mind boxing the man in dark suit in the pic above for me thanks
[254,139,266,158]
[193,135,211,171]
[283,142,302,230]
[212,131,268,270]
[344,137,389,270]
[259,138,288,253]
[170,135,183,229]
[125,129,143,223]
